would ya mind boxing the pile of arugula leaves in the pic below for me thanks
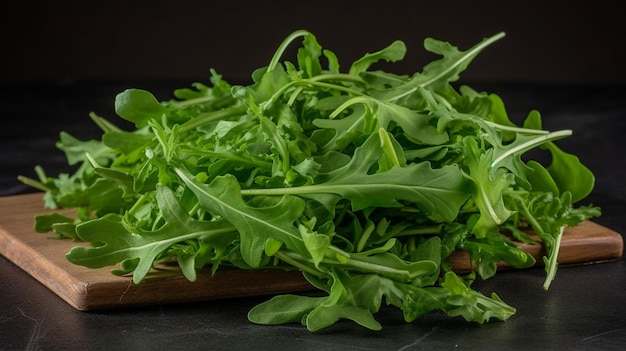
[20,30,600,331]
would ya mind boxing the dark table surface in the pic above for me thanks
[1,79,625,350]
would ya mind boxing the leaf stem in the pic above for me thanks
[378,128,400,167]
[326,255,417,282]
[273,251,326,278]
[543,225,564,290]
[308,73,365,84]
[511,195,560,290]
[89,112,122,133]
[267,30,311,72]
[356,221,376,252]
[167,94,231,109]
[179,106,246,133]
[396,225,442,236]
[479,184,503,225]
[265,78,365,111]
[179,148,273,169]
[491,129,572,168]
[16,175,48,192]
[329,96,372,119]
[483,120,549,135]
[128,194,148,217]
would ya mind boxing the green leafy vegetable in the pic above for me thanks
[20,30,600,331]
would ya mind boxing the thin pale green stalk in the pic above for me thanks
[267,30,311,72]
[491,129,572,168]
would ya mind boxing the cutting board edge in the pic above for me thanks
[76,269,314,311]
[0,225,94,310]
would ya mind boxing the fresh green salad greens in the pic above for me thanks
[19,30,600,331]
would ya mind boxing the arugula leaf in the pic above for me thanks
[462,136,514,237]
[439,271,516,323]
[349,40,407,75]
[115,89,167,128]
[33,212,77,240]
[176,169,308,268]
[56,131,115,167]
[241,133,471,222]
[328,94,449,145]
[248,294,325,325]
[418,32,506,90]
[544,142,595,202]
[67,184,238,283]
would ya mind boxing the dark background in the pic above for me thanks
[2,0,625,85]
[2,2,626,348]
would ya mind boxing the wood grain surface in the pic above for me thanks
[1,193,623,311]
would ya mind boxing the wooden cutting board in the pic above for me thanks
[0,192,623,311]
